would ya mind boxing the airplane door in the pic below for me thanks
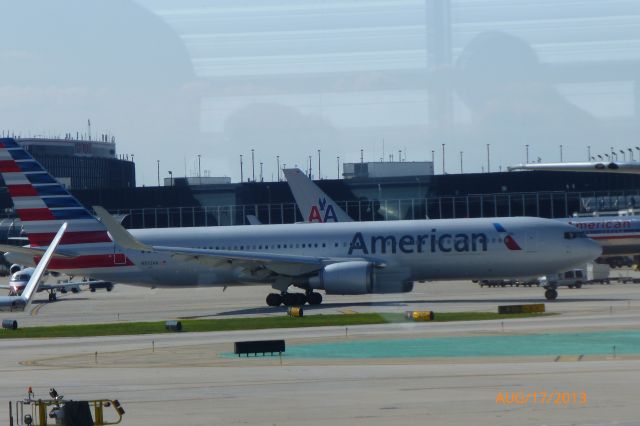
[525,231,537,252]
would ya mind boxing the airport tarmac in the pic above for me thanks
[1,279,640,425]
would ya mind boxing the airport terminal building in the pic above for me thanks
[1,151,640,235]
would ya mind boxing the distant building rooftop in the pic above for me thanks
[343,161,434,179]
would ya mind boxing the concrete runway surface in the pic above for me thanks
[1,278,640,425]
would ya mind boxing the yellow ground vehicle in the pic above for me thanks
[9,388,124,426]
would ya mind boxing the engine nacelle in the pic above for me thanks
[9,264,22,275]
[309,261,374,295]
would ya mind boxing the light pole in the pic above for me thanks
[587,145,591,162]
[240,155,243,182]
[197,154,201,185]
[156,160,160,186]
[629,148,634,162]
[337,156,340,179]
[459,151,463,173]
[168,170,173,187]
[525,144,529,163]
[620,150,626,162]
[276,155,280,181]
[560,144,563,162]
[260,162,263,182]
[486,144,490,173]
[251,149,255,182]
[441,143,445,174]
[318,149,321,179]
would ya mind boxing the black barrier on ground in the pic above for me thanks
[234,340,285,357]
[2,319,17,330]
[165,320,182,331]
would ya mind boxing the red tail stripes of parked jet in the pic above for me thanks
[0,137,133,271]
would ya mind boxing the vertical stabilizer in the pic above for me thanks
[283,168,353,223]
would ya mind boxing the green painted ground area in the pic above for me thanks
[224,330,640,359]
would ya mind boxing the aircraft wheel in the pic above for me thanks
[544,288,558,300]
[282,293,295,307]
[266,293,282,307]
[48,293,57,302]
[307,292,323,305]
[295,293,307,305]
[575,283,582,289]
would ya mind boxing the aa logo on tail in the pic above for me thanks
[308,197,339,222]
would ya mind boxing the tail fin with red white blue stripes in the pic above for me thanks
[0,137,111,248]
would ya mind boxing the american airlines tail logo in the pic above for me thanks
[308,197,339,223]
[493,223,522,251]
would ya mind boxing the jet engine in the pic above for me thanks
[9,264,22,275]
[308,261,416,295]
[309,261,374,295]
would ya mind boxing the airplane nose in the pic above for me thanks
[584,238,602,260]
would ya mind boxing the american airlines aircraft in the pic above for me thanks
[284,167,640,268]
[0,222,66,312]
[0,138,600,306]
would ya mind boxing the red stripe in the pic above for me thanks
[591,234,640,240]
[7,184,38,197]
[0,160,20,172]
[16,208,55,221]
[34,254,135,269]
[28,231,112,247]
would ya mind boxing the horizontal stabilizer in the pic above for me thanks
[0,243,74,258]
[92,206,152,252]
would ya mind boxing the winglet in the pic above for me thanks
[0,222,67,312]
[92,206,153,252]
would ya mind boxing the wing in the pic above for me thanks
[93,205,385,277]
[152,245,383,276]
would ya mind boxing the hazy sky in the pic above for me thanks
[1,0,639,185]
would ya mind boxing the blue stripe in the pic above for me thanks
[27,173,57,184]
[35,185,69,196]
[52,209,93,220]
[0,138,19,147]
[493,223,507,233]
[43,197,81,208]
[18,161,43,172]
[8,149,31,160]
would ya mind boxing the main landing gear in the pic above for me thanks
[265,291,323,307]
[48,291,57,302]
[544,288,558,301]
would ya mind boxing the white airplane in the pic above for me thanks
[0,138,600,306]
[0,222,66,312]
[508,161,640,174]
[0,268,112,301]
[284,167,640,269]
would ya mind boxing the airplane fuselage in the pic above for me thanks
[8,217,600,289]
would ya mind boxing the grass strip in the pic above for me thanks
[0,311,549,339]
